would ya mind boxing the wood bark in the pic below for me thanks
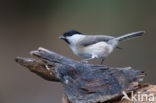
[15,47,155,103]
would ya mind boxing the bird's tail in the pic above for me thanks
[115,31,145,42]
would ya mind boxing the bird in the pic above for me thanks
[59,30,144,64]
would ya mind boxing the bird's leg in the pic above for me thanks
[100,57,106,65]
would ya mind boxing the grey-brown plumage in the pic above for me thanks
[79,35,115,46]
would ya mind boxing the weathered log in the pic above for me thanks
[15,47,146,103]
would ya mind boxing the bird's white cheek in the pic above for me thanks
[67,35,85,46]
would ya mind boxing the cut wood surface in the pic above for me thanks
[15,47,155,103]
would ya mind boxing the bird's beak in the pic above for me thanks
[59,36,65,39]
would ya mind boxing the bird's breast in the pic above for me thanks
[70,45,92,58]
[70,42,114,59]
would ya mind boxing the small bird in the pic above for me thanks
[59,30,144,64]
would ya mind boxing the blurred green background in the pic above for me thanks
[0,0,155,103]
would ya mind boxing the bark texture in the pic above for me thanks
[15,47,155,103]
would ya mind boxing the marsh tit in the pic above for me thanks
[59,30,144,64]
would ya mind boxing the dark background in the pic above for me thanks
[0,0,155,103]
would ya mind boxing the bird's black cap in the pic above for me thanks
[63,30,82,37]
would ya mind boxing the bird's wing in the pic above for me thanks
[79,35,115,47]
